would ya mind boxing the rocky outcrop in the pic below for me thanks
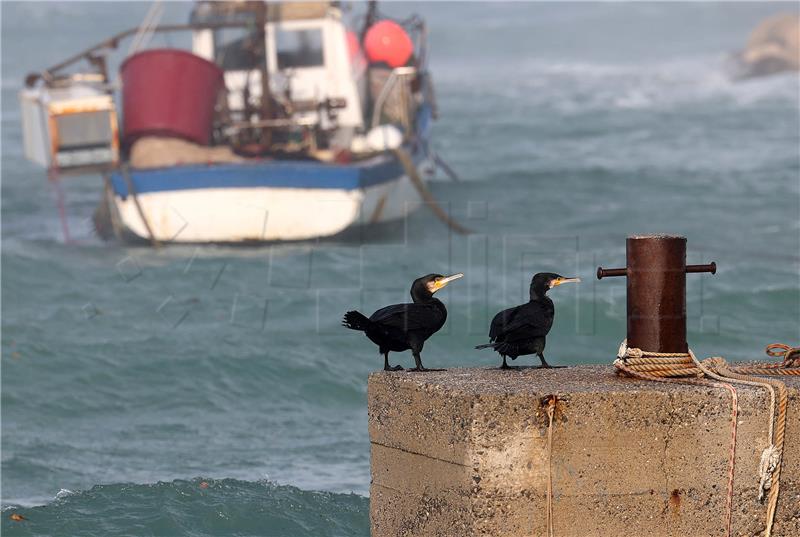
[734,13,799,79]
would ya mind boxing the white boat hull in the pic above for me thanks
[106,155,434,243]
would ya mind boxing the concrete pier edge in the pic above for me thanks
[368,365,800,537]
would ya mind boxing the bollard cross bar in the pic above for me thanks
[597,235,716,354]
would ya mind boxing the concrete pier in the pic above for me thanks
[368,366,800,537]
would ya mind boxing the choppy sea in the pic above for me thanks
[2,2,798,535]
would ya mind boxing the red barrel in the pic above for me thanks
[120,49,224,146]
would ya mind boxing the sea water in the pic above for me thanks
[2,2,798,535]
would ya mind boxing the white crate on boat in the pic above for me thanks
[19,83,119,170]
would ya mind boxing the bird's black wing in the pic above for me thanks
[370,303,444,332]
[489,301,553,342]
[488,305,521,341]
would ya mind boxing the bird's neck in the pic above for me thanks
[412,294,440,305]
[529,290,548,301]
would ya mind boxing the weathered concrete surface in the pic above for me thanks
[368,366,800,537]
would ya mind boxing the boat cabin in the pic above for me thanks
[190,1,364,143]
[21,0,432,170]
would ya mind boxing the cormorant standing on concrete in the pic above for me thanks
[475,273,580,369]
[342,273,463,371]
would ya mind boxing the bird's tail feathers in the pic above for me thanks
[493,342,514,355]
[342,310,371,331]
[476,341,516,355]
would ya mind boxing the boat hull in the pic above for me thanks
[103,150,434,243]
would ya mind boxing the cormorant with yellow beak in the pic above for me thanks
[343,273,463,371]
[476,273,580,369]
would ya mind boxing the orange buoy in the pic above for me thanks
[363,20,413,68]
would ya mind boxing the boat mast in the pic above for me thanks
[256,1,272,147]
[360,1,378,123]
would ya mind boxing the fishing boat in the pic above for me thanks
[19,1,448,244]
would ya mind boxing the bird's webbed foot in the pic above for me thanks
[535,359,566,369]
[407,350,444,372]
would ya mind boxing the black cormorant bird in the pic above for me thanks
[342,273,463,371]
[475,273,580,369]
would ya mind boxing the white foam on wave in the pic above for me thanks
[55,488,75,499]
[442,54,799,114]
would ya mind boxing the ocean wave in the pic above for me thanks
[441,55,799,113]
[1,479,369,537]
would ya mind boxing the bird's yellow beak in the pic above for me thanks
[550,277,581,288]
[431,273,464,292]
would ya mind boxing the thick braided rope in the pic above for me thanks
[713,359,789,537]
[722,344,800,537]
[614,340,795,537]
[765,343,800,368]
[703,344,797,537]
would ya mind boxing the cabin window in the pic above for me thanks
[214,28,264,71]
[276,29,324,69]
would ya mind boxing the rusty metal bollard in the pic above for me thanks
[597,235,716,353]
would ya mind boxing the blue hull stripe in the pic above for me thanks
[110,154,409,198]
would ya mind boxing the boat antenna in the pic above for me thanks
[360,1,378,43]
[128,1,164,56]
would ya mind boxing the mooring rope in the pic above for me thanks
[614,341,797,537]
[765,343,800,369]
[391,148,471,235]
[545,396,556,537]
[120,164,161,248]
